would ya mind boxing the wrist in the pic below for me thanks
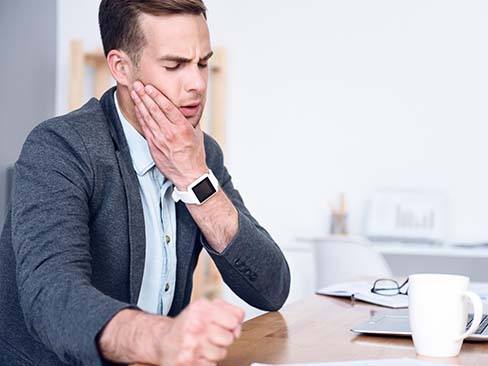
[98,309,172,364]
[133,313,173,364]
[174,167,209,191]
[172,169,220,205]
[99,309,140,362]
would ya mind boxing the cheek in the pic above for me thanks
[156,76,181,104]
[140,67,182,104]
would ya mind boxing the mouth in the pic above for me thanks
[179,103,201,118]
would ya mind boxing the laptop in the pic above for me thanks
[351,309,488,341]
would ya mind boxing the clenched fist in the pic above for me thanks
[155,298,244,365]
[99,298,245,366]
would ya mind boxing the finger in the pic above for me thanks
[206,323,235,347]
[135,105,170,155]
[135,107,173,163]
[144,123,171,157]
[194,123,205,141]
[132,88,179,147]
[205,303,242,332]
[212,299,245,323]
[209,300,245,336]
[233,324,242,339]
[134,105,155,140]
[130,89,165,136]
[198,341,228,363]
[143,84,187,126]
[133,83,175,130]
[187,300,240,334]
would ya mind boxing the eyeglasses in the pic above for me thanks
[371,278,409,296]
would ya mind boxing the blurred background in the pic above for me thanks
[2,0,488,319]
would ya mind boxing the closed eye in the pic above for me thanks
[164,63,181,71]
[164,62,208,71]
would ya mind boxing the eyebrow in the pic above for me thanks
[158,51,214,63]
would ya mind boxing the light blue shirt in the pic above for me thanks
[115,91,177,315]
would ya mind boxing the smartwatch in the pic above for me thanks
[172,170,219,205]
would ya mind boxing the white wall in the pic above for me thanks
[56,1,488,304]
[204,0,488,245]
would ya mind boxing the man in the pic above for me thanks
[0,1,290,365]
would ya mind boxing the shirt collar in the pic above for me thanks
[114,90,155,176]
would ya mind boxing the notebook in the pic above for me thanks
[316,280,408,309]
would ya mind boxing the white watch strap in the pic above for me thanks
[172,170,219,205]
[171,187,199,204]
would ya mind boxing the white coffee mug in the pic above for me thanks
[408,273,483,358]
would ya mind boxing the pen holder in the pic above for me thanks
[330,213,348,235]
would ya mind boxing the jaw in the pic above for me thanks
[188,111,204,129]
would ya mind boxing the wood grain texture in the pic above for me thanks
[219,295,488,366]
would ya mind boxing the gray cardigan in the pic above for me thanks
[0,88,290,365]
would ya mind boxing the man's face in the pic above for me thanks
[133,13,212,127]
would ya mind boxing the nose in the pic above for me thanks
[184,64,207,95]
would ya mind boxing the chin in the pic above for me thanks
[189,113,203,128]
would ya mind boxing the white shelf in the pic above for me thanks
[293,237,488,258]
[372,242,488,258]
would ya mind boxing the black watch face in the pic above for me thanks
[192,177,217,203]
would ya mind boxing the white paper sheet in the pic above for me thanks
[316,280,488,309]
[252,358,453,366]
[316,281,409,308]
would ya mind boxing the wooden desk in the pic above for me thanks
[220,295,488,366]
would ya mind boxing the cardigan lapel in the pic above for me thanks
[100,87,146,304]
[99,87,199,312]
[168,201,198,315]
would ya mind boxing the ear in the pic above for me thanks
[106,49,134,87]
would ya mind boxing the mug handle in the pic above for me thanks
[455,290,483,341]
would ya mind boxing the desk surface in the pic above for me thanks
[220,295,488,366]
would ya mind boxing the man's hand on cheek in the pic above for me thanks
[130,80,208,190]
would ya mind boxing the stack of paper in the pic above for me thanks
[252,358,454,366]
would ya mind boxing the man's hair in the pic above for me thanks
[98,0,207,65]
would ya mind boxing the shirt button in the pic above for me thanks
[165,283,170,292]
[165,235,171,244]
